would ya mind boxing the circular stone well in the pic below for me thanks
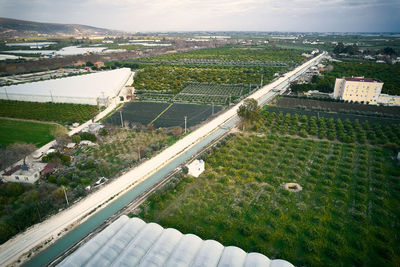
[284,183,302,192]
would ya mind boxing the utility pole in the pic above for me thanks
[212,102,214,115]
[119,111,124,127]
[62,186,69,206]
[138,147,141,160]
[4,87,9,100]
[184,116,187,134]
[260,74,264,88]
[50,89,54,102]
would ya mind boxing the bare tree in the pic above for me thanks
[0,142,36,169]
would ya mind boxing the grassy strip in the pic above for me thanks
[0,100,98,124]
[0,118,60,147]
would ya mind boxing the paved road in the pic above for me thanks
[0,54,325,266]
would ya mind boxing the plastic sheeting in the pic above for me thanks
[0,68,131,105]
[58,215,294,267]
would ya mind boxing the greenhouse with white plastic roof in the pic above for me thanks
[58,215,294,267]
[0,68,131,106]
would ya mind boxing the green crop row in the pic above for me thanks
[0,100,98,124]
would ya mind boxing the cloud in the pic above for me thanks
[0,0,399,32]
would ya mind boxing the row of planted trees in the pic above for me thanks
[258,111,400,148]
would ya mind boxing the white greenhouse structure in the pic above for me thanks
[58,215,294,267]
[0,68,132,106]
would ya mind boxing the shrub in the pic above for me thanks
[80,132,97,142]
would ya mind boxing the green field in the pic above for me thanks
[133,65,283,94]
[138,133,400,266]
[0,100,98,124]
[138,46,306,64]
[0,118,58,147]
[260,109,400,147]
[132,46,306,95]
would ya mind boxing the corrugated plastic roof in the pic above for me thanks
[0,68,131,103]
[58,215,294,267]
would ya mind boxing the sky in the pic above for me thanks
[0,0,399,32]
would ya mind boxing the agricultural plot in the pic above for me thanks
[276,96,400,118]
[259,109,400,147]
[105,102,170,126]
[137,46,306,65]
[0,118,58,147]
[172,83,257,105]
[105,102,222,128]
[133,65,282,94]
[265,106,400,126]
[152,103,222,128]
[0,100,99,124]
[138,133,400,266]
[137,83,256,105]
[135,93,174,102]
[137,58,289,67]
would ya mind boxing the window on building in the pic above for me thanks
[15,176,19,180]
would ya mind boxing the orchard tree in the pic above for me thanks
[237,98,261,130]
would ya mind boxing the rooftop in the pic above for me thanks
[2,163,47,176]
[343,77,382,83]
[58,215,294,267]
[0,68,131,100]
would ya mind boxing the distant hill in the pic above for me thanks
[0,17,125,37]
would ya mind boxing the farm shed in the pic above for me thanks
[58,215,294,267]
[0,68,131,106]
[186,159,205,178]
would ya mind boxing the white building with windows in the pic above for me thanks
[1,163,47,184]
[333,77,383,104]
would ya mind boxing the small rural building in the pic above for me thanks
[65,143,76,149]
[80,140,96,146]
[377,94,400,106]
[82,123,104,134]
[40,163,56,176]
[46,148,56,155]
[74,61,86,67]
[1,163,47,184]
[186,159,205,178]
[94,61,105,68]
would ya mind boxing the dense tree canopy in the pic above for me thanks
[237,98,261,129]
